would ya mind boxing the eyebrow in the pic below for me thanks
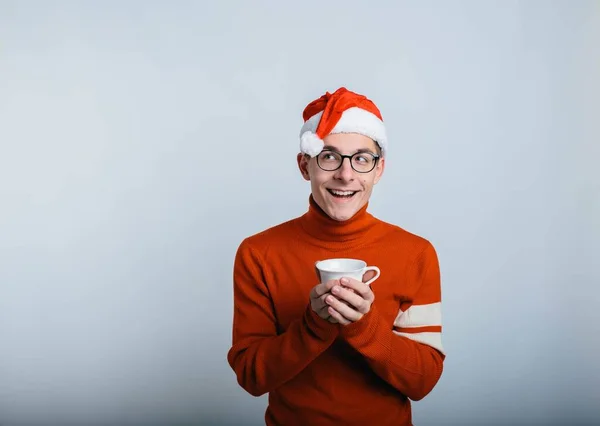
[322,145,376,154]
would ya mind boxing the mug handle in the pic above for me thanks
[363,266,381,286]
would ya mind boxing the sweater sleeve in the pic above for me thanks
[340,242,445,401]
[227,239,339,397]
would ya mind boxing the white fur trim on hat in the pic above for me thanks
[300,131,324,157]
[299,111,324,139]
[299,107,387,156]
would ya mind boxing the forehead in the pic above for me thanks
[322,133,378,153]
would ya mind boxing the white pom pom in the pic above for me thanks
[300,132,324,157]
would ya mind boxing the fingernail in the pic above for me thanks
[332,286,340,294]
[340,278,348,284]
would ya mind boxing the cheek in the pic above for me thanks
[310,168,328,185]
[360,178,376,192]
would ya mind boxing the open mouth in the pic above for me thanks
[327,189,358,199]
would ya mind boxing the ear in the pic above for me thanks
[373,157,385,185]
[297,153,311,181]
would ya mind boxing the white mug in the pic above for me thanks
[315,258,381,286]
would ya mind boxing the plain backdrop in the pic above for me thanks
[1,1,598,425]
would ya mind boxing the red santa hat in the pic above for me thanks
[299,87,388,157]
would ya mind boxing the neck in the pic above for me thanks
[298,194,378,246]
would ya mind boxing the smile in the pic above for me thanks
[327,189,358,199]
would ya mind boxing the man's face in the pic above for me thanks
[297,133,385,221]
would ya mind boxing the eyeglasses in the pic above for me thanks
[316,150,380,173]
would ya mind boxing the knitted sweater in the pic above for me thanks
[227,195,445,426]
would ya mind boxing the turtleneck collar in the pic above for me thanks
[298,194,379,246]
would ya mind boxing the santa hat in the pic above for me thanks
[299,87,388,157]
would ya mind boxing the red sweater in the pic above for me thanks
[227,196,445,426]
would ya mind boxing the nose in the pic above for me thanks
[333,157,355,182]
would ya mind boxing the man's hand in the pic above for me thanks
[309,279,340,323]
[324,276,376,326]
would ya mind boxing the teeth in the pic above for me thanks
[330,190,355,196]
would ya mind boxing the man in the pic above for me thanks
[227,87,445,425]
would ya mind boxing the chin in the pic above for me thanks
[314,189,365,221]
[324,204,358,222]
[328,212,352,222]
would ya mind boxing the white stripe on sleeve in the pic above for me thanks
[393,302,442,328]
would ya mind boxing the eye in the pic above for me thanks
[319,151,340,161]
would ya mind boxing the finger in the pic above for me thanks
[313,291,349,312]
[310,279,338,299]
[327,306,350,325]
[309,284,323,299]
[318,304,332,318]
[327,313,339,324]
[339,277,372,300]
[317,304,338,323]
[315,293,327,310]
[309,283,328,299]
[314,292,334,310]
[325,294,362,322]
[331,285,369,314]
[324,279,339,292]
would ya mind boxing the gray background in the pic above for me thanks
[1,1,598,425]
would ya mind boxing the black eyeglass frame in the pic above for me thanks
[315,149,381,173]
